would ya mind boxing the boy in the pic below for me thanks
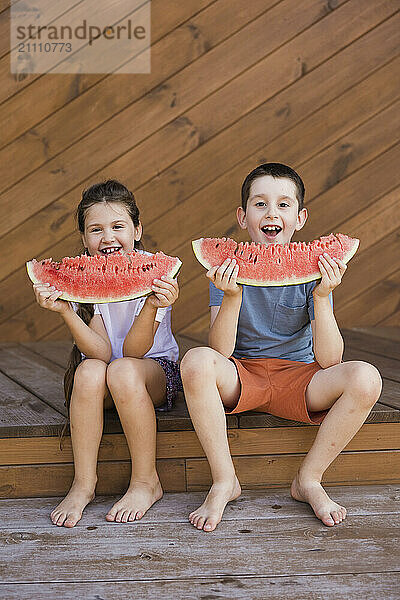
[181,163,382,532]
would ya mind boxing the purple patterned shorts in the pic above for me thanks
[150,357,183,412]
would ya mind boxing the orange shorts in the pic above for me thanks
[227,356,327,425]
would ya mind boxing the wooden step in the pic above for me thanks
[0,329,399,497]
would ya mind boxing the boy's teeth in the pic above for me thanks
[263,226,281,232]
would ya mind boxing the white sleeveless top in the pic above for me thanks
[72,251,179,363]
[94,297,179,362]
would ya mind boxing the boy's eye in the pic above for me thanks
[255,201,266,207]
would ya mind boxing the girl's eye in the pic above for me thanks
[280,203,289,207]
[89,224,124,232]
[255,201,266,207]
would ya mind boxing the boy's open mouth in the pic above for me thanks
[261,225,282,238]
[100,246,123,255]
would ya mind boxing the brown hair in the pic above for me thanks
[241,163,305,213]
[60,180,144,446]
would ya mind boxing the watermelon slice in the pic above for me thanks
[26,251,182,303]
[192,233,359,286]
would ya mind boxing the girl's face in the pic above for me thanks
[81,202,142,256]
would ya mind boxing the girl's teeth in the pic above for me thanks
[102,248,121,254]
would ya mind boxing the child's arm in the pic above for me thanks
[33,283,112,362]
[123,276,179,358]
[207,259,242,357]
[311,253,346,368]
[122,299,160,358]
[64,310,112,362]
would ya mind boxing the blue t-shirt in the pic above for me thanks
[209,281,333,363]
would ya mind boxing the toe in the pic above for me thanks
[56,513,66,526]
[331,510,340,524]
[196,517,206,530]
[121,510,129,523]
[136,511,143,520]
[203,520,214,532]
[64,511,79,527]
[64,518,76,528]
[322,513,335,526]
[115,510,124,523]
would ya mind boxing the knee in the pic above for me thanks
[106,358,145,396]
[345,361,382,408]
[180,347,217,385]
[74,359,107,391]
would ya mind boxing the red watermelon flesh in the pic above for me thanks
[26,251,182,303]
[192,233,359,286]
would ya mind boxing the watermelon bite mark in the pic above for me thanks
[26,251,182,303]
[192,233,359,287]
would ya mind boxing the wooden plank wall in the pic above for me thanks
[0,0,399,342]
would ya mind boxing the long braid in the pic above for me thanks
[59,303,94,448]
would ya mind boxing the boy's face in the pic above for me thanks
[237,175,307,246]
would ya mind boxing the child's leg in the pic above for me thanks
[104,357,166,523]
[51,359,110,527]
[291,360,382,526]
[180,347,242,532]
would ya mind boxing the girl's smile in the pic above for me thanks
[81,202,142,257]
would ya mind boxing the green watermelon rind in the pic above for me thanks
[192,236,359,287]
[26,255,182,304]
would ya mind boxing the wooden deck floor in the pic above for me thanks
[0,485,399,598]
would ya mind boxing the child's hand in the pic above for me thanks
[33,283,71,314]
[207,258,242,296]
[147,276,179,308]
[313,253,347,298]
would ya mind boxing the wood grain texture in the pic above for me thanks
[186,450,400,489]
[1,423,399,466]
[1,574,400,600]
[1,485,400,598]
[0,510,399,580]
[0,458,186,497]
[1,1,399,341]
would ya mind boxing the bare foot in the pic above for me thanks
[291,473,347,526]
[50,483,95,528]
[105,478,163,523]
[189,476,241,532]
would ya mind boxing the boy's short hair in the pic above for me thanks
[241,163,305,213]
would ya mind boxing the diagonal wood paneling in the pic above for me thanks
[0,0,399,342]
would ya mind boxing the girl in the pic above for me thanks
[32,180,181,528]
